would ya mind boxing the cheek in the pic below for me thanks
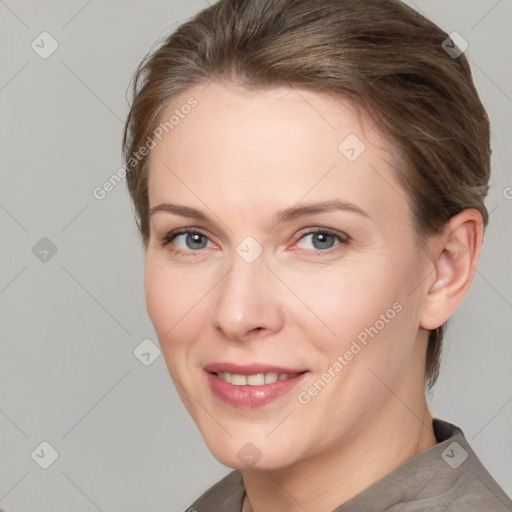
[277,261,397,334]
[277,253,421,360]
[144,255,208,353]
[144,258,173,333]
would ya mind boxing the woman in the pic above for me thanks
[122,0,512,510]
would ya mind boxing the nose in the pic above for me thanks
[212,251,284,342]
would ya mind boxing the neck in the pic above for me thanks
[241,395,436,512]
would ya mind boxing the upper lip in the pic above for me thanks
[204,362,309,375]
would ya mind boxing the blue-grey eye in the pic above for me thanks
[295,230,344,251]
[173,232,211,250]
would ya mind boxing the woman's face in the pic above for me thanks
[145,81,433,470]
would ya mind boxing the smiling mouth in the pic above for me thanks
[205,367,309,408]
[213,371,305,386]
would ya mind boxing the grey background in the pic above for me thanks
[0,0,511,510]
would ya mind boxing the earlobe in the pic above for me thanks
[420,209,484,331]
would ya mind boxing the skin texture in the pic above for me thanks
[144,81,483,512]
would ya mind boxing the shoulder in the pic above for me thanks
[410,420,512,511]
[417,472,512,512]
[185,470,245,512]
[440,452,512,511]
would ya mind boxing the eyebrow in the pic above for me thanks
[149,199,370,227]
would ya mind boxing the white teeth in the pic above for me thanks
[231,374,247,385]
[216,372,300,385]
[264,373,278,384]
[247,373,265,385]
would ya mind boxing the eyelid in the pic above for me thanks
[294,226,350,242]
[291,227,350,253]
[160,226,350,254]
[160,227,215,248]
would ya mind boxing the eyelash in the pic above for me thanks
[160,227,350,257]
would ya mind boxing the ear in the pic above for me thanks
[420,209,484,331]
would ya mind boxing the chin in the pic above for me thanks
[204,434,303,472]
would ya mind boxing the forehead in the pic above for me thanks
[147,80,409,229]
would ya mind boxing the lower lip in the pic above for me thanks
[205,371,309,409]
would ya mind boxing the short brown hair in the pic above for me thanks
[123,0,490,388]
